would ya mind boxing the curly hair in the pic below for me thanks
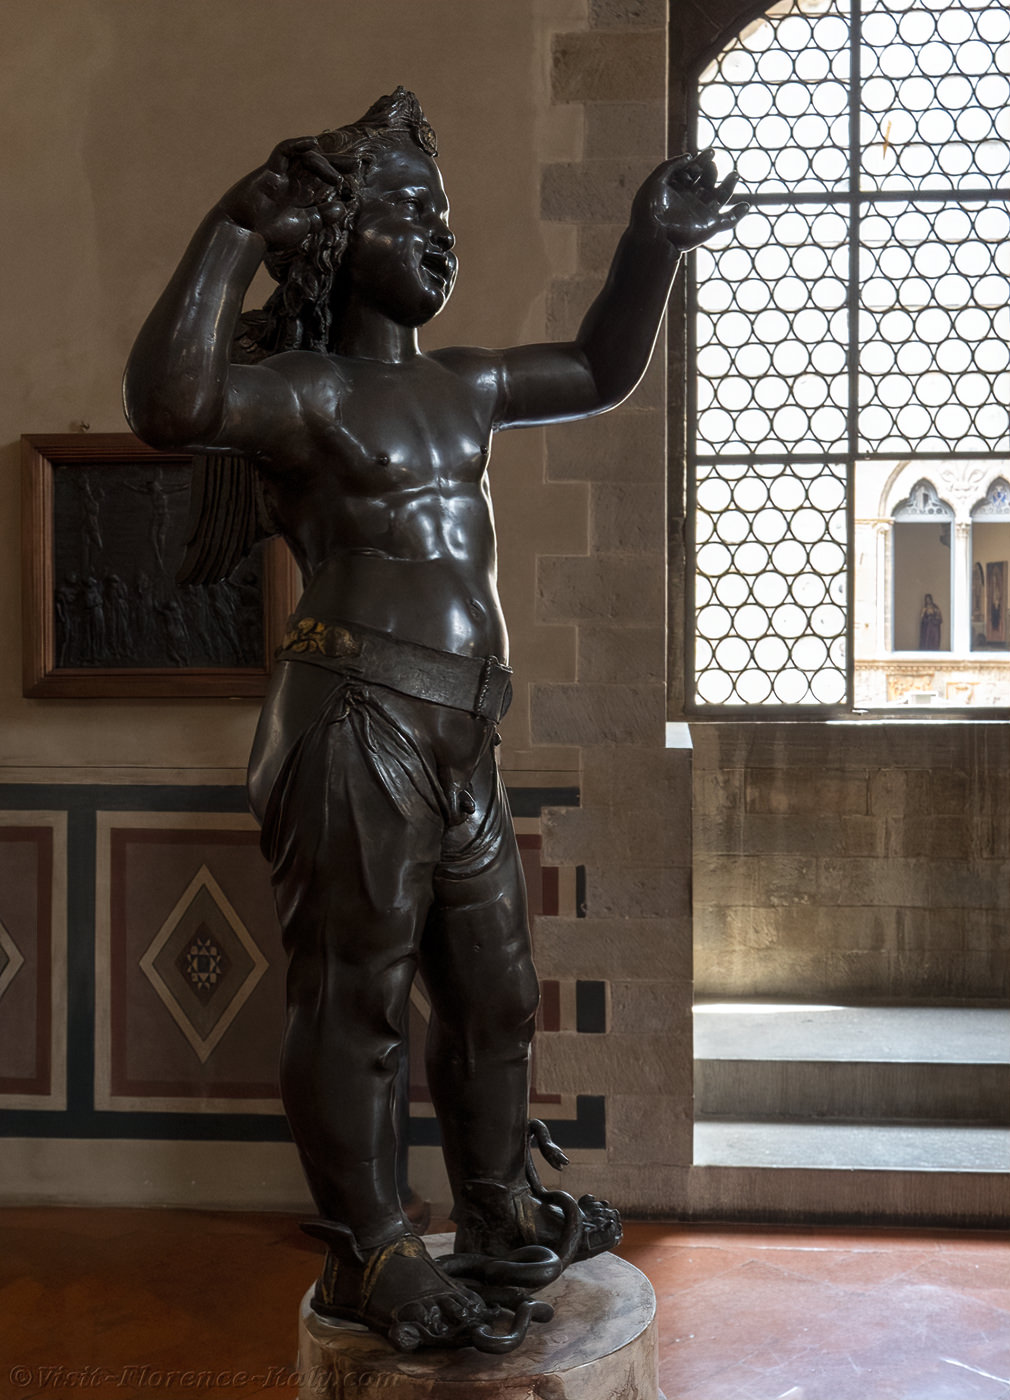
[233,88,438,362]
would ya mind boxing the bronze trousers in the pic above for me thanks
[260,676,539,1249]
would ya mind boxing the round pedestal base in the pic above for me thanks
[296,1234,665,1399]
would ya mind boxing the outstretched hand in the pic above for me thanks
[217,137,351,251]
[632,149,748,253]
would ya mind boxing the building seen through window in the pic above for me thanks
[854,467,1010,705]
[688,0,1010,710]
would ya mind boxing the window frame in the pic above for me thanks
[681,0,1010,719]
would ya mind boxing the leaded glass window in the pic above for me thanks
[688,0,1010,710]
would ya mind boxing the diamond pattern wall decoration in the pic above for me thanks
[0,917,25,1005]
[139,865,268,1064]
[9,789,587,1143]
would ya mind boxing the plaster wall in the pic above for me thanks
[0,0,587,779]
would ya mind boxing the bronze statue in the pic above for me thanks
[124,88,745,1353]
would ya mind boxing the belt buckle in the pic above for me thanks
[474,656,511,721]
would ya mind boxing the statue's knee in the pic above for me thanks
[484,963,540,1041]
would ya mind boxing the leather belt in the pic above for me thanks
[276,617,513,723]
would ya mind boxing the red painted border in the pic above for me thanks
[0,828,53,1096]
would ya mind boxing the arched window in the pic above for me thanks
[688,0,1010,711]
[970,477,1010,652]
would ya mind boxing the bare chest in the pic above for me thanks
[297,360,492,499]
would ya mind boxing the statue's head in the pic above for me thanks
[235,88,449,360]
[316,86,438,166]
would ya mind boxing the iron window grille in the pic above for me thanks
[686,0,1010,712]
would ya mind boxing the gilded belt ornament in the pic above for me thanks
[280,617,362,659]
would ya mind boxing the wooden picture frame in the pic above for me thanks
[22,434,300,698]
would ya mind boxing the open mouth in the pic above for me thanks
[420,251,454,288]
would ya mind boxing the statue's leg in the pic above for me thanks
[262,683,501,1349]
[270,684,443,1246]
[421,754,539,1205]
[422,749,621,1265]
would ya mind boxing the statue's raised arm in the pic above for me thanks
[489,149,747,429]
[123,136,348,454]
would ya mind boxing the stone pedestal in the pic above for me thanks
[296,1234,665,1398]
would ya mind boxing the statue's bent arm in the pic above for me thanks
[487,218,681,431]
[124,210,305,456]
[125,136,343,455]
[475,153,746,432]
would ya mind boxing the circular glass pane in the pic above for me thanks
[791,572,828,607]
[697,605,733,639]
[769,474,807,511]
[792,635,829,671]
[809,539,846,575]
[735,603,772,640]
[772,603,809,638]
[715,637,751,671]
[754,634,790,670]
[752,571,789,607]
[715,509,752,544]
[696,669,734,704]
[697,542,734,577]
[696,477,733,512]
[753,508,790,544]
[715,574,751,608]
[773,668,811,703]
[734,541,771,574]
[810,668,847,703]
[736,669,774,704]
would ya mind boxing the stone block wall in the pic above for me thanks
[531,3,699,1205]
[693,723,1010,1004]
[530,0,1010,1226]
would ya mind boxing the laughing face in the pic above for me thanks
[340,144,458,328]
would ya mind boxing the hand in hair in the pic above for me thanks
[217,137,350,252]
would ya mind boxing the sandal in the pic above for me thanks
[452,1120,623,1267]
[302,1219,552,1353]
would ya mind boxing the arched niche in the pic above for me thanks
[890,481,953,651]
[969,478,1010,650]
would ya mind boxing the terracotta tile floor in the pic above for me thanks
[1,1208,1008,1399]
